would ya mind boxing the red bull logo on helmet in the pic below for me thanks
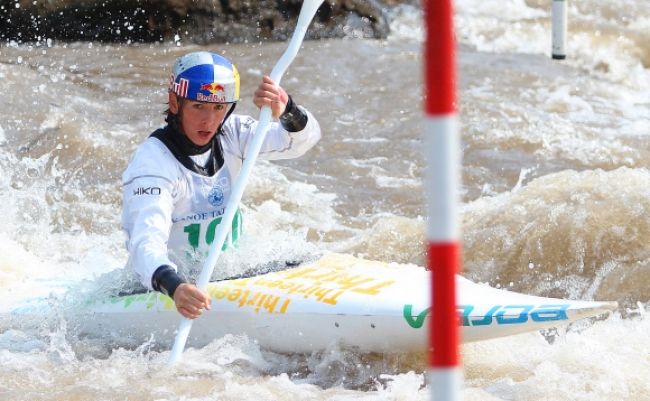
[197,82,228,102]
[200,82,226,94]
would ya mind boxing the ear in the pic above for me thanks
[169,92,179,114]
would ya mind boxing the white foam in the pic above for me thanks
[388,0,650,91]
[462,310,650,400]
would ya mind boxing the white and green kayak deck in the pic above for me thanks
[5,254,617,353]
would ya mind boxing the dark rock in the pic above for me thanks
[0,0,411,44]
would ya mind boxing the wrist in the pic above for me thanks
[151,265,186,299]
[279,95,308,132]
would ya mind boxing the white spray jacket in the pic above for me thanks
[122,109,321,289]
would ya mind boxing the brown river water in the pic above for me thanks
[0,1,649,400]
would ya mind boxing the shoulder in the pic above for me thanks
[123,136,181,184]
[219,113,257,156]
[222,113,256,135]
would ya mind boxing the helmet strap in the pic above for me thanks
[216,102,237,136]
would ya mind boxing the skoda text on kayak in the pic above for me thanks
[403,304,570,329]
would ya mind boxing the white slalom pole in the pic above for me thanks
[552,0,567,60]
[168,0,324,364]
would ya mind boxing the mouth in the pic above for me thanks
[197,131,213,140]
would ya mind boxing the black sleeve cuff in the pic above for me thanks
[279,95,308,132]
[151,265,186,299]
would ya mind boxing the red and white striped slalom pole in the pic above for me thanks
[423,0,462,400]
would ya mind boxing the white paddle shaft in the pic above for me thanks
[169,0,324,364]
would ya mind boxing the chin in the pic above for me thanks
[190,134,214,146]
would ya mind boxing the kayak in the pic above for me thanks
[4,253,616,353]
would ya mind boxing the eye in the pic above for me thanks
[215,104,226,111]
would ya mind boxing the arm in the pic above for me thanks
[121,174,176,290]
[224,108,321,161]
[221,76,321,161]
[122,153,210,318]
[154,269,211,319]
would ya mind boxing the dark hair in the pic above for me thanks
[164,95,184,123]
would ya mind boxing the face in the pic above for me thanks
[169,93,229,146]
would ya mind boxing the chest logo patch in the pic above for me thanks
[208,185,225,207]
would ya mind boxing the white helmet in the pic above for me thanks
[169,51,240,103]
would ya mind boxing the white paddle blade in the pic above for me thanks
[271,0,324,83]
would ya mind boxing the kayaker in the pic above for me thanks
[121,51,321,319]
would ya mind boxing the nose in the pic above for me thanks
[199,108,218,127]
